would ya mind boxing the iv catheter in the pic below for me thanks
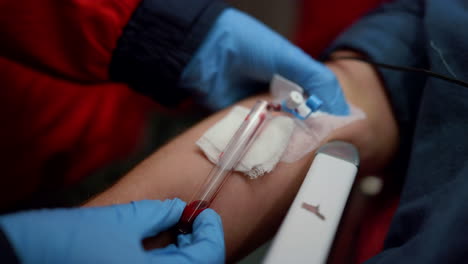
[176,100,271,234]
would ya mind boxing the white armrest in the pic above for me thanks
[263,141,359,264]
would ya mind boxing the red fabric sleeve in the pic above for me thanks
[0,0,166,209]
[0,0,220,210]
[0,55,156,209]
[0,0,142,81]
[294,0,383,57]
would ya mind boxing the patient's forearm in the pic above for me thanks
[86,95,310,260]
[84,51,398,261]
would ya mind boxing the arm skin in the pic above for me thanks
[84,51,399,261]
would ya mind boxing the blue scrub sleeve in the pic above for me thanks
[109,0,228,107]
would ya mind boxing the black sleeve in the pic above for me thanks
[0,228,19,264]
[109,0,229,107]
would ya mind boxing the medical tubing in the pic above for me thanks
[177,100,270,234]
[329,56,468,89]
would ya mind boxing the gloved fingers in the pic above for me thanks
[147,209,225,264]
[178,209,225,263]
[177,208,223,245]
[220,9,332,85]
[122,199,186,238]
[273,48,350,116]
[180,7,347,115]
[233,17,351,117]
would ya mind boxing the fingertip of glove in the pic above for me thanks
[174,209,225,263]
[196,208,222,224]
[167,198,187,214]
[192,209,224,240]
[169,197,187,206]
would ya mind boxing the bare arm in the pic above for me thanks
[85,51,398,261]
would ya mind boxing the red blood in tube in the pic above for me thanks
[177,200,209,234]
[267,103,281,112]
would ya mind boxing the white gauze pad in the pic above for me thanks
[197,106,295,179]
[197,105,365,178]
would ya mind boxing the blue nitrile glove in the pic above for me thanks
[180,8,349,115]
[0,199,225,264]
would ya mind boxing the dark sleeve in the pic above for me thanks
[0,228,19,264]
[323,0,427,170]
[109,0,229,107]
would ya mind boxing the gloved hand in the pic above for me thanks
[180,8,349,115]
[0,199,225,264]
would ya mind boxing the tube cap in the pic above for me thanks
[306,95,323,112]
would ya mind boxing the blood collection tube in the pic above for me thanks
[176,100,271,234]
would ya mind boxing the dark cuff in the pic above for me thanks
[0,228,19,264]
[110,0,228,107]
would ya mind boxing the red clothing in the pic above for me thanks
[0,0,140,80]
[295,0,383,57]
[0,0,156,208]
[0,0,224,210]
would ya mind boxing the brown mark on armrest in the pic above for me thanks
[302,202,326,220]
